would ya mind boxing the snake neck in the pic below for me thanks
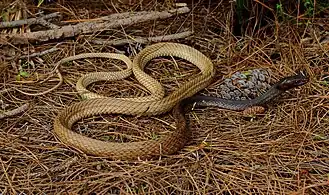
[186,83,284,111]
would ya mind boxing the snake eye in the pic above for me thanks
[277,73,309,90]
[291,78,308,86]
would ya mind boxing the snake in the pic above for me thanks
[53,42,309,160]
[183,73,309,110]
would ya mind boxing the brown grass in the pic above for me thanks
[0,0,328,194]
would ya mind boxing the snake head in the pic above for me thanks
[276,72,309,91]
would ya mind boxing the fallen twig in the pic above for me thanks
[0,103,29,119]
[90,30,193,46]
[0,7,190,45]
[0,12,61,29]
[19,46,60,59]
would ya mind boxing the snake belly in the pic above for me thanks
[54,42,215,160]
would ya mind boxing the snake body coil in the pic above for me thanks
[54,42,215,160]
[54,42,308,160]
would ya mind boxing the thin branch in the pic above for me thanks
[0,7,190,45]
[0,103,29,119]
[90,31,193,46]
[0,12,61,29]
[19,46,60,59]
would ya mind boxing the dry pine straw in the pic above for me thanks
[0,1,329,194]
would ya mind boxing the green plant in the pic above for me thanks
[303,0,315,17]
[16,61,30,81]
[275,2,285,20]
[302,0,329,17]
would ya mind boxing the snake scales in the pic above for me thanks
[54,42,215,160]
[54,42,308,160]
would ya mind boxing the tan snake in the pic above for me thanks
[53,42,309,160]
[54,42,215,160]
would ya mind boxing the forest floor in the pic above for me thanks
[0,0,328,194]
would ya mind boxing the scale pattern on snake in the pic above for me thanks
[53,42,309,160]
[54,42,215,160]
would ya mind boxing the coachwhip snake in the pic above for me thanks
[54,42,215,160]
[53,42,308,160]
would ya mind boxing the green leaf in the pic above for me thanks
[19,71,30,78]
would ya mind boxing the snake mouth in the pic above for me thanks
[276,73,309,91]
[295,78,309,86]
[293,74,310,86]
